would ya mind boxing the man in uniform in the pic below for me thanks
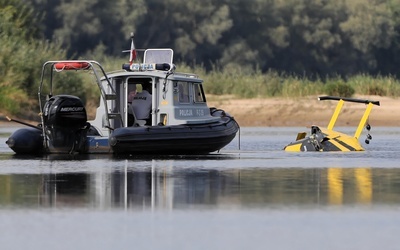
[131,81,152,125]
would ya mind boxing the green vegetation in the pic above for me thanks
[2,0,400,118]
[0,0,87,117]
[199,66,400,98]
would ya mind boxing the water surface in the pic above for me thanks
[0,126,399,249]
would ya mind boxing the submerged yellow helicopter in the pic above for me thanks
[284,96,380,152]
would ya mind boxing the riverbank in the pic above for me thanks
[208,95,400,127]
[1,95,398,128]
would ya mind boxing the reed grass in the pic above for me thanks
[346,74,400,97]
[3,56,400,118]
[195,64,400,99]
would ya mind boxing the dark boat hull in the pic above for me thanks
[7,117,239,155]
[109,117,239,154]
[6,127,44,154]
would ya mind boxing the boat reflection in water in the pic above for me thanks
[1,157,400,209]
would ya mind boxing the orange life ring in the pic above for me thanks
[54,62,90,70]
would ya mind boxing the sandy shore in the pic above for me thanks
[208,95,400,127]
[1,95,399,128]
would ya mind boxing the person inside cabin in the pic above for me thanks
[127,84,137,126]
[128,84,137,103]
[131,81,152,125]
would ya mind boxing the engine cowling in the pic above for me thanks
[43,95,88,153]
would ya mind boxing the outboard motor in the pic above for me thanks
[43,95,89,153]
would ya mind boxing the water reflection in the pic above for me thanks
[1,159,400,209]
[328,168,372,205]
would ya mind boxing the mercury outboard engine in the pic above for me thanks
[43,95,89,153]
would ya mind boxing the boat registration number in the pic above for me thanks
[177,108,205,117]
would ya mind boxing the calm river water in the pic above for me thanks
[0,126,400,250]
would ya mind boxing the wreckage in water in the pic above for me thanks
[284,96,380,152]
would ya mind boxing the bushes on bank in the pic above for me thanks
[324,81,355,97]
[200,65,400,99]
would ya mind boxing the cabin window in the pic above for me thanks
[193,83,205,103]
[178,82,190,103]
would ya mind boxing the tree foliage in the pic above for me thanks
[0,0,87,116]
[3,0,400,117]
[27,0,400,78]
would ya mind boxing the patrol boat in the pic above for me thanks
[6,46,239,155]
[284,96,380,152]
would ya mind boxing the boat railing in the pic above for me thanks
[38,60,119,136]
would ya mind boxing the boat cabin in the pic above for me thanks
[90,49,220,136]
